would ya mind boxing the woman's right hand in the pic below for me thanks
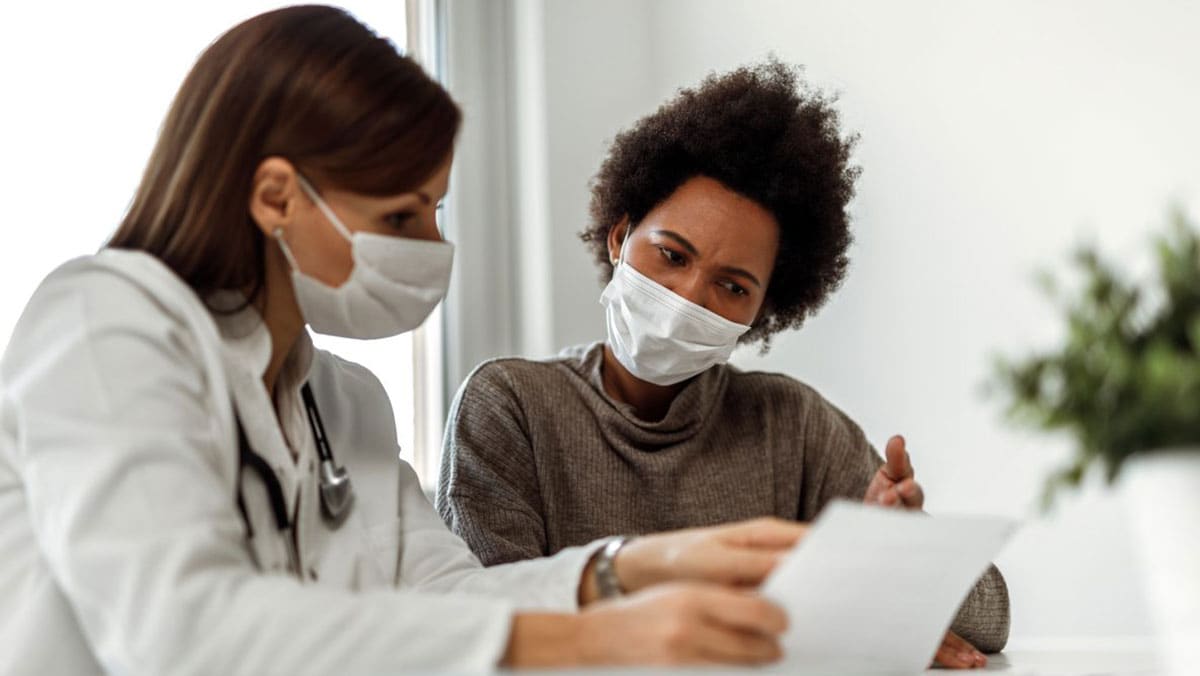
[505,583,787,667]
[612,517,808,594]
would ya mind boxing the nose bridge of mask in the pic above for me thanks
[615,223,751,335]
[623,265,748,336]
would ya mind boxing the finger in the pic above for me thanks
[949,632,987,668]
[721,518,809,550]
[862,475,891,504]
[702,548,782,586]
[896,478,925,509]
[882,435,913,481]
[933,641,976,669]
[695,589,788,636]
[934,632,986,669]
[878,487,900,507]
[941,630,971,652]
[692,623,782,665]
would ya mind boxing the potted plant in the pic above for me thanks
[992,209,1200,676]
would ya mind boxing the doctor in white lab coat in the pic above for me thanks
[0,6,804,675]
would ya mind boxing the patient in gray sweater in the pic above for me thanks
[439,60,1010,664]
[438,343,1010,653]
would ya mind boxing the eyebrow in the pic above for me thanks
[651,229,763,288]
[387,191,433,210]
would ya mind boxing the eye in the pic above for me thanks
[721,280,750,297]
[384,211,416,230]
[657,246,686,266]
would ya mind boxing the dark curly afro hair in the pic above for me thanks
[581,59,860,345]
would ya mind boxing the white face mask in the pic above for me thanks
[273,175,455,340]
[599,228,752,386]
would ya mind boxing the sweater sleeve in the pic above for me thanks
[795,382,882,520]
[795,383,1011,653]
[437,362,549,565]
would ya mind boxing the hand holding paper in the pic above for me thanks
[762,501,1016,674]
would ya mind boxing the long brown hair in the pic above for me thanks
[107,5,461,308]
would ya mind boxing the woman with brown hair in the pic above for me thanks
[0,6,805,674]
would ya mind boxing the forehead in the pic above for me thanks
[641,176,780,252]
[332,155,453,207]
[419,154,453,194]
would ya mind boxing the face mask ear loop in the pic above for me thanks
[274,228,301,272]
[615,220,634,268]
[296,174,354,242]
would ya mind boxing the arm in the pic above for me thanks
[796,384,881,519]
[397,457,603,611]
[437,362,549,564]
[948,564,1011,653]
[377,365,809,613]
[797,387,1010,654]
[4,271,514,674]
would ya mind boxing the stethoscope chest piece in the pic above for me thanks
[301,383,355,526]
[237,380,357,566]
[318,458,354,525]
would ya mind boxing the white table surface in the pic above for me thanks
[506,637,1162,675]
[971,637,1161,675]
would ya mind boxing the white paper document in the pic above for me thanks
[762,501,1017,674]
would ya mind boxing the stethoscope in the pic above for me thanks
[235,383,354,572]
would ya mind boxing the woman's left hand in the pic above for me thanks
[863,434,925,509]
[609,517,808,595]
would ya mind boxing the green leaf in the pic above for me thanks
[990,208,1200,507]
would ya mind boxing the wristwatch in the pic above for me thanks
[593,536,633,599]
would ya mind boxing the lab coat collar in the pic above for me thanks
[207,291,316,390]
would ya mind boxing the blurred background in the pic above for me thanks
[3,0,1198,647]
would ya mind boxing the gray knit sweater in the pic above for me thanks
[437,342,1010,652]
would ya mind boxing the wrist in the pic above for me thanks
[579,536,636,605]
[503,612,585,668]
[594,536,633,598]
[612,535,657,593]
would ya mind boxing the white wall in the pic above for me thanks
[538,0,661,353]
[527,0,1200,639]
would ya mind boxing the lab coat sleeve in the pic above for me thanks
[3,268,516,676]
[323,356,602,613]
[391,459,605,612]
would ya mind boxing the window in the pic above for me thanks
[0,1,446,488]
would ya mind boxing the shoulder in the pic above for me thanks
[29,250,201,320]
[2,251,233,450]
[308,348,397,435]
[455,349,587,401]
[726,366,863,430]
[7,250,216,367]
[313,348,386,397]
[725,366,825,407]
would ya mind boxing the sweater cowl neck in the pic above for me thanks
[558,341,730,449]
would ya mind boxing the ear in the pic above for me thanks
[606,216,632,266]
[249,156,301,237]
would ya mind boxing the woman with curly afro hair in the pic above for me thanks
[439,60,1010,669]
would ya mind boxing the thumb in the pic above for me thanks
[882,435,912,480]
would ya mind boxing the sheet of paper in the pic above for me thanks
[761,500,1017,674]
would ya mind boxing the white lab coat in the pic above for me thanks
[0,249,601,675]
